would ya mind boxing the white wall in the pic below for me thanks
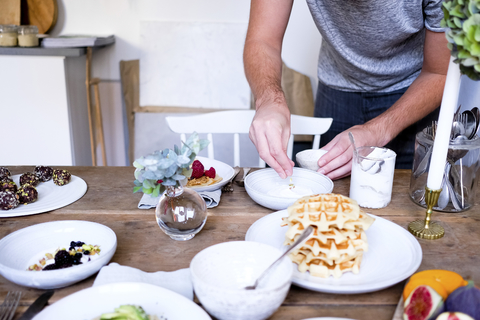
[50,0,322,166]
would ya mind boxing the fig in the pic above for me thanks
[445,284,480,319]
[436,312,474,320]
[404,285,444,320]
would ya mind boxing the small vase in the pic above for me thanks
[155,185,207,241]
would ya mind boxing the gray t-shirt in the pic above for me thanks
[306,0,446,92]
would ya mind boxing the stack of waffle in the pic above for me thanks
[282,193,375,278]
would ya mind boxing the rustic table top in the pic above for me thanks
[1,166,479,320]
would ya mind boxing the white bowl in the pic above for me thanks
[190,241,292,320]
[244,167,334,210]
[0,220,117,289]
[296,149,327,171]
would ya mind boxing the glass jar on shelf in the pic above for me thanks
[0,25,18,47]
[17,25,39,47]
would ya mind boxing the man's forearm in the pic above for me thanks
[364,70,447,146]
[244,39,286,108]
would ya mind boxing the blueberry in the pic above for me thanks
[84,250,90,255]
[76,241,85,247]
[70,241,76,248]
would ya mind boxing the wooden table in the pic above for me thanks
[1,166,479,320]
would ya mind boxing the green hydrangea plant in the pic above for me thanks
[133,132,209,197]
[442,0,480,80]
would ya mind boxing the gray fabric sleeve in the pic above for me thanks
[423,0,448,32]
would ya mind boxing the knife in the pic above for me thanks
[18,290,54,320]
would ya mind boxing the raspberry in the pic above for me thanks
[191,160,205,179]
[205,167,216,179]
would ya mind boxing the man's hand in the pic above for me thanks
[317,125,380,180]
[249,99,294,179]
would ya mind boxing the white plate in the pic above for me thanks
[0,220,117,289]
[0,174,87,218]
[245,210,422,294]
[33,282,211,320]
[187,156,235,192]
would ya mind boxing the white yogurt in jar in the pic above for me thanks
[349,147,396,209]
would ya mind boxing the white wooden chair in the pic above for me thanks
[165,110,333,167]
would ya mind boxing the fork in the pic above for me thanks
[222,166,241,193]
[0,291,22,320]
[235,167,251,188]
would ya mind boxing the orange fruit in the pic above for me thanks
[409,270,468,295]
[403,278,449,301]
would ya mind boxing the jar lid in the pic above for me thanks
[18,25,39,35]
[0,24,18,33]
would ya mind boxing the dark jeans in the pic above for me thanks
[314,81,439,169]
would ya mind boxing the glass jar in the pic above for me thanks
[410,128,480,212]
[17,25,39,47]
[0,25,18,47]
[155,185,207,241]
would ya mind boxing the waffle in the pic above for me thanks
[296,252,364,278]
[283,193,374,278]
[186,174,222,187]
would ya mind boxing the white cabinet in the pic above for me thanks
[0,48,91,166]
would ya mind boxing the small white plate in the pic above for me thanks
[0,174,87,218]
[33,282,211,320]
[0,220,117,289]
[187,156,235,192]
[245,210,422,294]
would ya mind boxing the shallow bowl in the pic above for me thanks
[244,167,334,210]
[0,220,117,289]
[190,241,293,320]
[296,149,327,171]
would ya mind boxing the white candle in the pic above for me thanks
[426,57,461,190]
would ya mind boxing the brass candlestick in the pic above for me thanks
[408,186,445,240]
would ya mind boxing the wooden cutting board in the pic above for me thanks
[0,0,21,25]
[22,0,58,34]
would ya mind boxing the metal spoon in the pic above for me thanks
[461,109,477,140]
[451,120,465,139]
[244,225,314,290]
[471,107,480,137]
[348,132,359,160]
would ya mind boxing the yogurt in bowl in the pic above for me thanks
[245,167,333,211]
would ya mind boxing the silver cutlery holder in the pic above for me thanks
[409,129,480,212]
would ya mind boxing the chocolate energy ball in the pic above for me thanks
[17,184,38,204]
[34,166,53,182]
[0,175,13,184]
[0,167,10,179]
[19,172,40,187]
[0,181,17,193]
[53,169,71,186]
[0,191,19,210]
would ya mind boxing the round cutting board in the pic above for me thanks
[23,0,58,34]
